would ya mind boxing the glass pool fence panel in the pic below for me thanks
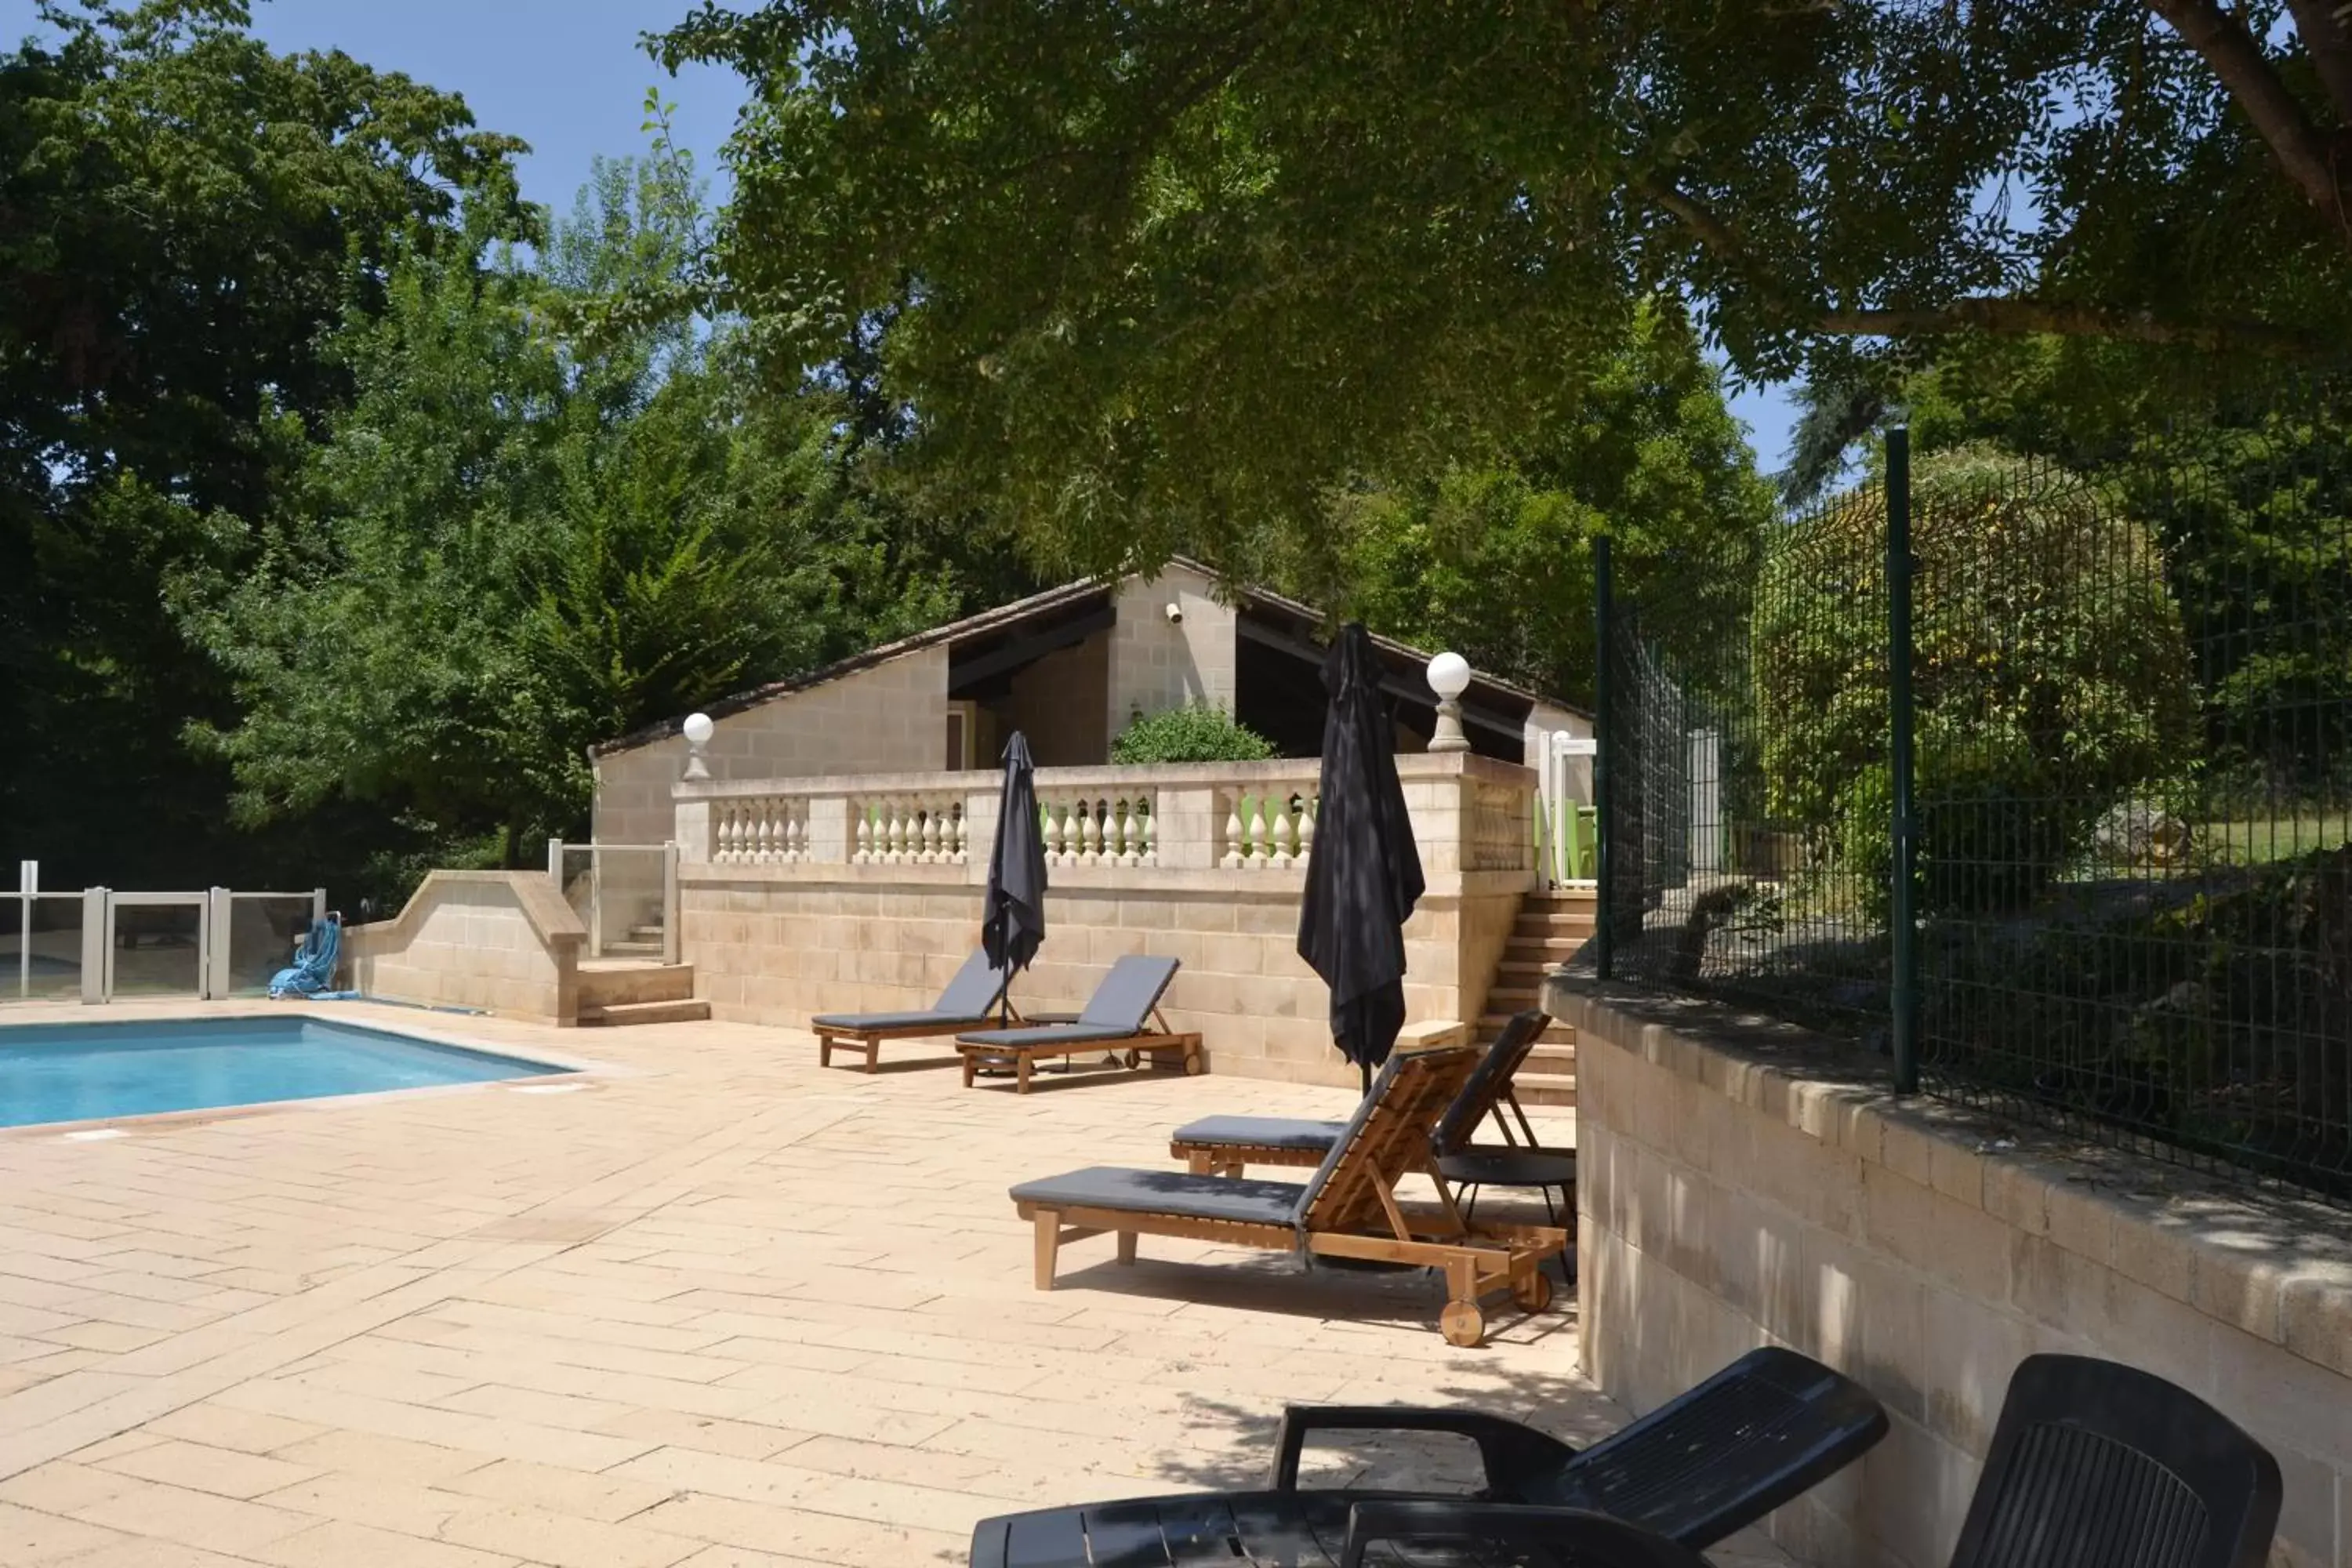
[221,893,328,997]
[548,841,677,961]
[104,893,206,1000]
[19,895,87,1001]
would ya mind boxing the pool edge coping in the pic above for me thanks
[0,1002,637,1140]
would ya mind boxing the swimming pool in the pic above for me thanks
[0,1015,568,1129]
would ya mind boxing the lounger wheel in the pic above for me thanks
[1440,1301,1486,1348]
[1122,1050,1141,1069]
[1512,1269,1555,1313]
[1182,1050,1203,1075]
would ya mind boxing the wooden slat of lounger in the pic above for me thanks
[1171,1140,1327,1174]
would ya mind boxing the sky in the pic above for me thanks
[2,0,1804,471]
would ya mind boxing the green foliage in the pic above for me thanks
[0,0,528,887]
[1109,705,1276,765]
[180,150,1014,884]
[1904,337,2352,794]
[1755,445,2197,916]
[659,1,2352,575]
[1323,301,1773,709]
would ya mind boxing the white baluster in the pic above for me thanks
[1297,792,1316,869]
[779,811,797,862]
[1141,800,1158,866]
[921,806,942,864]
[1271,797,1294,867]
[1114,800,1138,867]
[854,807,873,865]
[947,807,966,864]
[1221,796,1245,869]
[1078,800,1101,865]
[713,805,733,864]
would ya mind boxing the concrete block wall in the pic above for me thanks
[1548,978,2352,1568]
[1105,563,1237,740]
[343,872,583,1025]
[592,648,952,847]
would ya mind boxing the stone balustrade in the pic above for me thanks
[679,756,1528,884]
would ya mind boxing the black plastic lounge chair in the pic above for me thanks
[1171,1011,1577,1225]
[955,954,1197,1091]
[811,949,1011,1071]
[967,1345,1888,1566]
[1949,1354,2281,1568]
[1014,1045,1567,1346]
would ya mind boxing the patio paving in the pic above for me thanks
[0,1001,1792,1566]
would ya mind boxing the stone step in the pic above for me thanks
[1512,1080,1577,1109]
[1494,957,1563,980]
[1476,1014,1576,1044]
[1520,1044,1579,1075]
[627,925,666,942]
[578,962,697,1009]
[1514,913,1598,936]
[579,997,711,1027]
[1504,935,1589,958]
[1485,985,1542,1010]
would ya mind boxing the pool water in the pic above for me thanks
[0,1016,567,1129]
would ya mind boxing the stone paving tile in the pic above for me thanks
[0,999,1792,1567]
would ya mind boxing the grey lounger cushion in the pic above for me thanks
[1171,1114,1348,1152]
[1011,1167,1308,1229]
[812,1009,989,1032]
[956,1022,1138,1049]
[811,949,1009,1033]
[1075,954,1180,1030]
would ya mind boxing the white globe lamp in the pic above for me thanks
[1426,652,1472,753]
[681,711,715,781]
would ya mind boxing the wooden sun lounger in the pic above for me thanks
[811,949,1013,1071]
[1011,1045,1567,1345]
[954,955,1198,1092]
[1168,1011,1556,1174]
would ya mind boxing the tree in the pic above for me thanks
[1325,300,1773,710]
[0,0,528,885]
[182,157,851,878]
[657,0,2352,572]
[1755,445,2197,916]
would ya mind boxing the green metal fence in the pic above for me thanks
[1598,387,2352,1202]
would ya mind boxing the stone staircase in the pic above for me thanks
[1472,889,1595,1108]
[576,960,710,1026]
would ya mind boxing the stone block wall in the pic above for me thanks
[343,871,583,1025]
[592,647,952,846]
[1548,978,2352,1568]
[1105,563,1237,738]
[676,753,1537,1088]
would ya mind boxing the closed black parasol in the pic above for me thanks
[1297,622,1425,1090]
[982,731,1047,1023]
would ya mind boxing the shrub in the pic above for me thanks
[1755,445,2196,916]
[1109,703,1278,764]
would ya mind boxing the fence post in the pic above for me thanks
[1592,534,1616,982]
[546,838,564,881]
[662,843,681,967]
[81,888,108,1004]
[205,887,231,999]
[1886,426,1920,1094]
